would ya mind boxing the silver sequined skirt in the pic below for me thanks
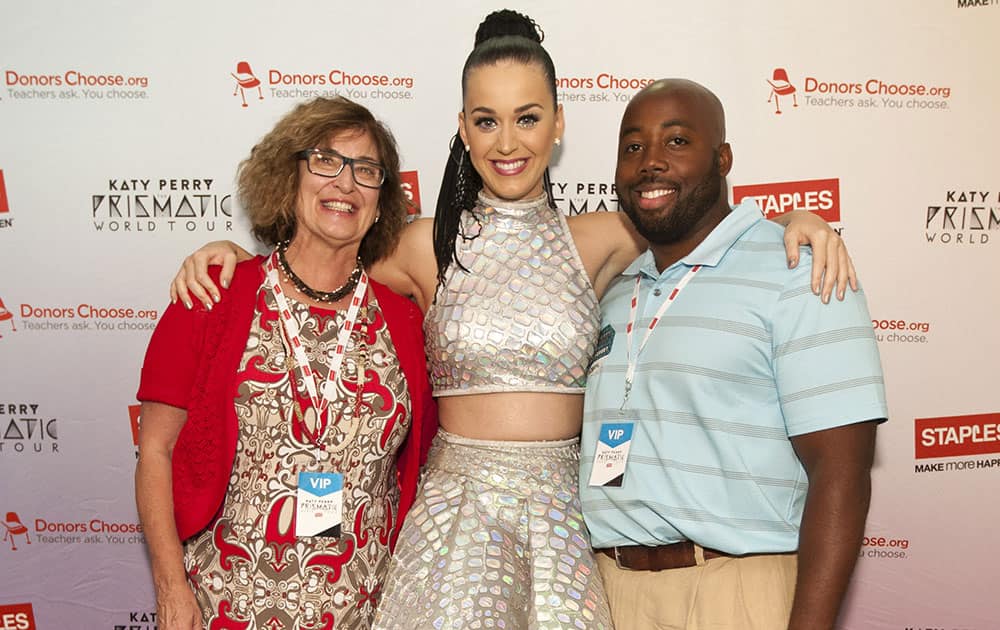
[374,430,613,629]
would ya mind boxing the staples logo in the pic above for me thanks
[231,60,264,108]
[128,404,141,446]
[957,0,998,8]
[128,404,141,457]
[0,170,9,213]
[2,512,32,551]
[400,170,421,221]
[0,603,36,630]
[733,178,840,222]
[915,412,1000,459]
[766,68,798,114]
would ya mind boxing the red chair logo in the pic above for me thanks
[3,511,31,551]
[0,296,16,340]
[231,61,264,108]
[0,169,9,213]
[767,68,798,115]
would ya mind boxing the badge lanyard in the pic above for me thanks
[264,251,368,444]
[622,264,701,407]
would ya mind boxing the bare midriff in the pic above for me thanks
[438,392,584,442]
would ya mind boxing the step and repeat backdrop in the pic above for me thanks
[1,1,997,628]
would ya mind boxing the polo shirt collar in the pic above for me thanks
[623,199,764,279]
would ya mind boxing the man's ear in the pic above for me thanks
[718,142,733,177]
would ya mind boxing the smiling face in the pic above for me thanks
[292,129,381,254]
[615,82,732,248]
[458,60,564,202]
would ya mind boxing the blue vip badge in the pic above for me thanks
[295,471,343,538]
[588,422,635,487]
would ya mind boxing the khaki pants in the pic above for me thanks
[596,550,797,630]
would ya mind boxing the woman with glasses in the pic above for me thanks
[134,96,436,630]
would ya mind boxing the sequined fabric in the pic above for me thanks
[373,430,613,629]
[425,192,600,396]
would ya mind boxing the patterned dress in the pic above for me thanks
[184,284,410,629]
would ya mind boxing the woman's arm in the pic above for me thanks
[169,241,252,310]
[135,402,204,630]
[170,210,855,308]
[368,218,438,313]
[571,208,856,302]
[772,210,857,303]
[567,211,646,300]
[169,220,439,314]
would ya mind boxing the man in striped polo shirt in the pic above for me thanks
[581,79,887,630]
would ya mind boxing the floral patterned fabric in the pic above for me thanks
[184,285,410,629]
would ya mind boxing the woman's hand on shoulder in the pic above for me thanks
[170,241,252,310]
[777,210,858,303]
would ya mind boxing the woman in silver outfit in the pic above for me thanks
[168,11,854,629]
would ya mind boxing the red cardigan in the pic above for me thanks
[137,257,436,546]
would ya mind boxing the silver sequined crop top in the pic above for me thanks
[425,192,600,396]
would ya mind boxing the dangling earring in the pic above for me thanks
[449,132,467,167]
[554,138,561,146]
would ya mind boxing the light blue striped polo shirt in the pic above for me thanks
[580,200,888,554]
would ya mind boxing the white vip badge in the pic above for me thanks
[588,422,635,487]
[587,324,615,375]
[295,471,343,538]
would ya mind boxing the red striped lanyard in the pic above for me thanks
[264,251,368,440]
[623,264,701,406]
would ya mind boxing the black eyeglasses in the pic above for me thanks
[296,148,386,189]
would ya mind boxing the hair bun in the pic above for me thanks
[474,9,543,46]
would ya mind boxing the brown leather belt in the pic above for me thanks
[596,541,731,571]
